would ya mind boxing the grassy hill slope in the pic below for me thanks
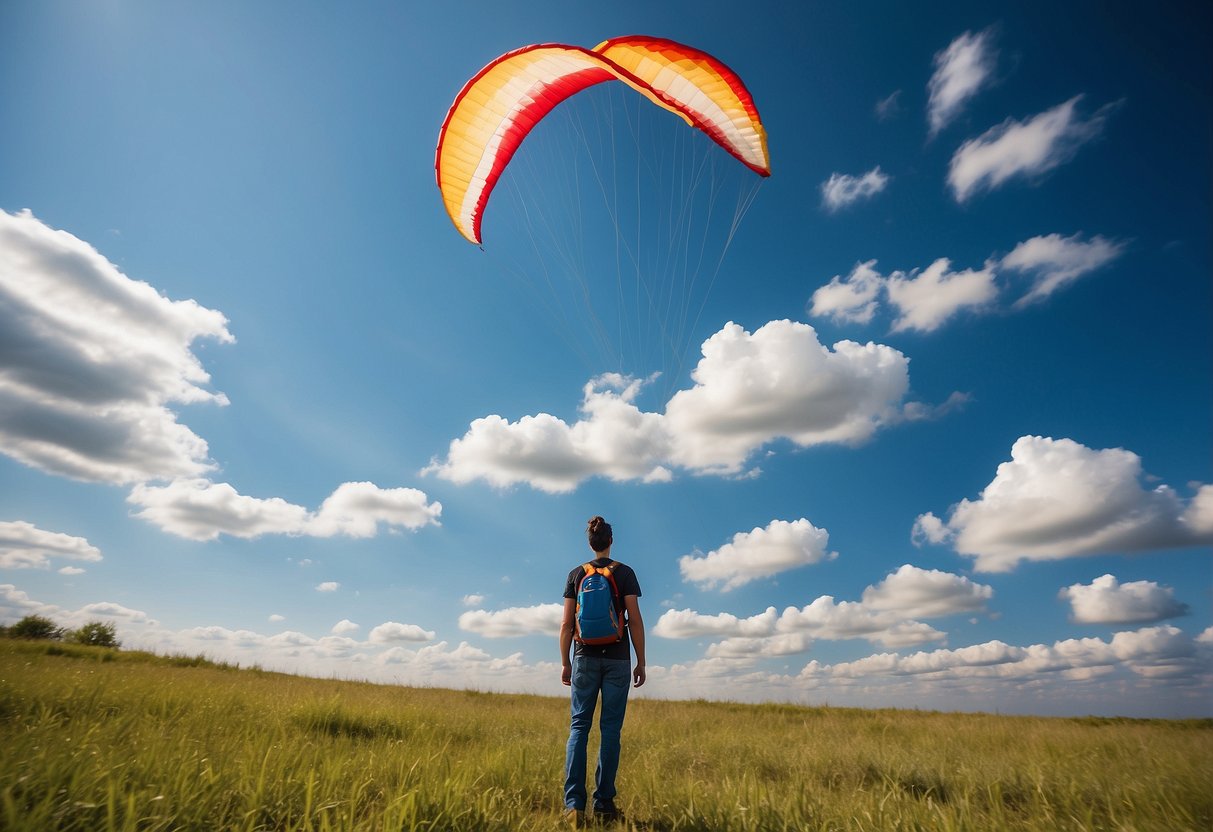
[1,640,1210,830]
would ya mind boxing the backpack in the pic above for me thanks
[575,561,626,645]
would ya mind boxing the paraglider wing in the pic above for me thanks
[592,36,770,179]
[435,44,618,245]
[435,37,770,244]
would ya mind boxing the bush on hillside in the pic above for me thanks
[8,615,64,641]
[70,621,120,648]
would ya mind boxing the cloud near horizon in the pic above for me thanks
[0,520,103,570]
[655,564,993,657]
[3,582,1208,713]
[1060,574,1190,625]
[426,321,923,492]
[913,436,1213,571]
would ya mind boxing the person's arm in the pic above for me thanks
[624,595,646,687]
[559,596,577,686]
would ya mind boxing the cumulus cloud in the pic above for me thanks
[927,29,997,136]
[331,619,360,635]
[810,625,1205,688]
[462,594,485,607]
[653,607,780,640]
[368,621,435,643]
[664,321,909,473]
[424,374,672,493]
[948,96,1120,202]
[861,564,992,618]
[885,258,999,332]
[268,614,285,623]
[0,584,158,630]
[0,520,102,569]
[914,436,1213,571]
[777,597,945,647]
[127,478,441,541]
[1060,574,1189,625]
[820,167,890,212]
[1001,232,1126,305]
[655,564,989,656]
[457,603,565,638]
[315,582,340,592]
[0,209,233,484]
[428,322,913,490]
[679,519,833,591]
[809,260,885,325]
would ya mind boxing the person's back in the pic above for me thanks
[559,516,646,825]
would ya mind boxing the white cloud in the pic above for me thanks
[664,321,910,474]
[862,564,993,618]
[820,167,890,212]
[368,621,435,643]
[462,594,485,607]
[306,482,443,538]
[777,597,945,648]
[457,603,565,638]
[948,96,1120,202]
[1060,574,1189,625]
[1001,232,1126,305]
[708,631,815,659]
[809,260,885,325]
[128,478,441,541]
[424,374,671,493]
[0,209,232,484]
[653,607,780,640]
[815,625,1204,686]
[331,619,360,635]
[0,520,102,569]
[679,519,833,591]
[77,601,156,625]
[58,566,86,576]
[268,614,285,623]
[428,322,913,490]
[916,436,1213,571]
[885,258,999,333]
[657,585,953,653]
[927,29,997,136]
[315,582,340,592]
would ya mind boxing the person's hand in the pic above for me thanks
[561,664,572,686]
[633,664,646,688]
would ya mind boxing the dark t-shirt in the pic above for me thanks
[564,557,642,661]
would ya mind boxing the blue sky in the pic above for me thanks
[1,0,1210,717]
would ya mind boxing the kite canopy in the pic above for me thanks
[435,35,770,245]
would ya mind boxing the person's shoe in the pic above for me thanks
[563,807,584,828]
[593,801,624,824]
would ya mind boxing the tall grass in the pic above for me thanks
[1,640,1209,830]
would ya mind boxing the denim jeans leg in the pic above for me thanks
[593,658,631,809]
[563,656,599,810]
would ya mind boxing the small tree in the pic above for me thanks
[71,621,120,648]
[9,615,64,641]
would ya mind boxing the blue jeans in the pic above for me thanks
[563,656,631,811]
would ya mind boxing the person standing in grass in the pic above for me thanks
[560,515,646,826]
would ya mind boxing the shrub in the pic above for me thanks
[70,621,120,648]
[8,615,64,641]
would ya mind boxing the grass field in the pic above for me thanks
[1,639,1210,831]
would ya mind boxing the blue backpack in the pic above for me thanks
[575,561,626,645]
